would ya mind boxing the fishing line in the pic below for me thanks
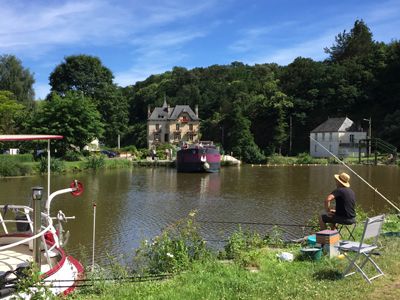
[197,220,314,228]
[310,136,400,212]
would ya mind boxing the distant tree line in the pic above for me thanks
[0,20,399,163]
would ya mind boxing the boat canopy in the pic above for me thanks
[0,135,63,141]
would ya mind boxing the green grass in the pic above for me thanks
[73,214,400,300]
[74,237,400,300]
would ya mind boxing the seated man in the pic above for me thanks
[319,172,356,230]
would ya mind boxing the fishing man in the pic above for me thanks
[319,172,356,230]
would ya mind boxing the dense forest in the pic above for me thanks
[0,20,399,163]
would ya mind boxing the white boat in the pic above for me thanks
[0,135,84,298]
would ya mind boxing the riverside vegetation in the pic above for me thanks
[3,150,397,177]
[55,210,400,300]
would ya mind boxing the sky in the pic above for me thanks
[1,0,399,99]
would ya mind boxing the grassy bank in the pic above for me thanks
[72,213,400,300]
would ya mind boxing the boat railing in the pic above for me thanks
[0,205,57,268]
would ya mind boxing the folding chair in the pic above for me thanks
[337,222,357,241]
[337,214,385,283]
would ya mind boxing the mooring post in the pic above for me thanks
[32,186,43,267]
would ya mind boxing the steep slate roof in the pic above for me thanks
[311,117,358,132]
[148,104,199,121]
[169,105,199,120]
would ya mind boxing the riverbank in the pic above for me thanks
[73,213,400,300]
[0,152,397,177]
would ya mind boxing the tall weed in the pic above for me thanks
[134,211,209,274]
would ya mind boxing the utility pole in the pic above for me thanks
[363,117,372,156]
[289,115,292,156]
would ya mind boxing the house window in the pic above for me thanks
[188,133,193,141]
[314,144,317,153]
[176,124,180,131]
[156,124,160,130]
[329,133,332,141]
[322,133,325,141]
[350,134,354,143]
[314,133,317,140]
[154,133,160,142]
[329,144,332,152]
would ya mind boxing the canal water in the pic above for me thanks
[1,165,399,265]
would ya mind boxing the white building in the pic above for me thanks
[310,117,367,158]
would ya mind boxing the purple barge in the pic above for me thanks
[176,142,221,173]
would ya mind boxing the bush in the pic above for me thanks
[223,226,265,260]
[267,154,296,165]
[38,157,65,174]
[295,153,314,164]
[84,155,105,170]
[0,155,33,176]
[134,211,209,274]
[63,150,82,161]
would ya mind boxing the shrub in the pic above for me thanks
[267,154,296,165]
[84,155,105,170]
[296,153,314,164]
[223,226,265,260]
[134,211,209,274]
[0,155,33,176]
[38,157,65,174]
[63,150,82,161]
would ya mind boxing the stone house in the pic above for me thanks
[147,100,200,148]
[310,117,367,158]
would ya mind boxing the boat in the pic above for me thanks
[176,141,221,173]
[0,135,84,299]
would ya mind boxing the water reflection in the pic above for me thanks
[1,165,399,265]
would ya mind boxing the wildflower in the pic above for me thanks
[166,252,174,258]
[189,211,196,217]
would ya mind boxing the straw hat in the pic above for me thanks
[334,172,350,187]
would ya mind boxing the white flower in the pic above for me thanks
[166,252,174,258]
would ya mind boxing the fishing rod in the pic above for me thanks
[310,136,400,213]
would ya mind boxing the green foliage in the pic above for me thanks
[134,211,209,274]
[295,152,314,164]
[29,91,104,156]
[15,262,54,299]
[0,90,26,133]
[84,154,105,170]
[38,157,65,174]
[263,226,285,248]
[223,226,265,261]
[267,154,296,165]
[63,150,82,161]
[382,214,400,233]
[0,55,35,107]
[49,55,113,98]
[0,155,32,176]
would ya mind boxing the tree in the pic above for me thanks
[49,55,129,146]
[29,91,104,155]
[49,55,113,98]
[224,100,265,163]
[94,84,129,147]
[325,19,374,62]
[0,90,25,133]
[0,55,35,107]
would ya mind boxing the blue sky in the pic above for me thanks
[1,0,399,99]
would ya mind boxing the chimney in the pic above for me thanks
[195,105,199,118]
[148,105,151,118]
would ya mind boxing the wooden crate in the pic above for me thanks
[316,230,340,245]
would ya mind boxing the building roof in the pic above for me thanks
[311,117,358,132]
[148,104,199,121]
